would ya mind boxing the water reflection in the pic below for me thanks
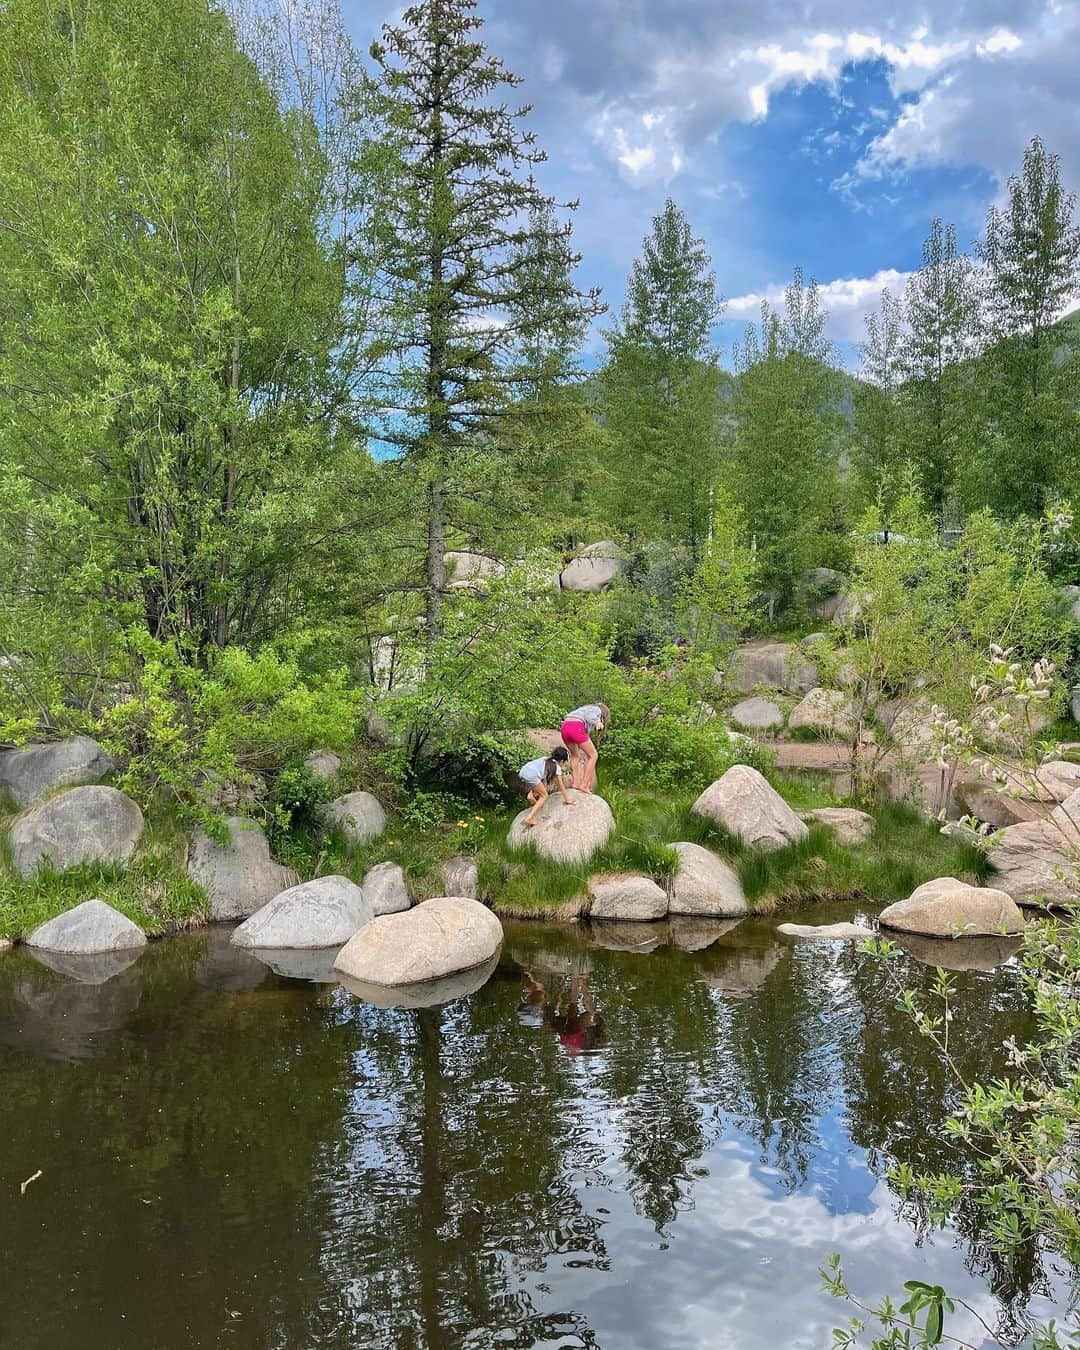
[0,905,1066,1350]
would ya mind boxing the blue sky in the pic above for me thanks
[340,0,1079,367]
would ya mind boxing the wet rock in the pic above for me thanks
[441,854,479,899]
[326,791,387,846]
[0,735,115,809]
[729,697,784,732]
[587,873,668,922]
[232,875,372,949]
[27,899,146,955]
[987,820,1079,909]
[692,765,808,852]
[777,921,872,940]
[559,540,628,593]
[667,842,747,917]
[334,896,503,987]
[789,688,858,739]
[362,860,411,915]
[802,807,875,844]
[879,877,1025,938]
[8,786,145,878]
[723,641,818,696]
[445,551,506,589]
[507,789,614,865]
[303,749,341,783]
[187,817,297,922]
[339,954,500,1009]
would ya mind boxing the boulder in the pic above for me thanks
[1037,762,1080,804]
[587,873,668,922]
[8,786,145,879]
[1050,788,1080,848]
[955,780,1042,830]
[801,807,875,844]
[26,899,146,954]
[723,642,817,696]
[692,765,809,852]
[974,699,1052,749]
[987,820,1079,909]
[801,632,828,651]
[361,860,411,915]
[878,698,935,759]
[879,877,1025,938]
[729,697,784,733]
[303,749,341,783]
[445,551,506,589]
[334,895,502,988]
[326,791,387,846]
[232,875,372,949]
[800,568,849,622]
[777,921,872,940]
[187,817,297,922]
[340,955,500,1009]
[0,735,116,809]
[195,770,267,813]
[507,789,614,864]
[441,854,479,899]
[559,540,628,593]
[667,842,747,917]
[789,688,858,739]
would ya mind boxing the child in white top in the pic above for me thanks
[520,747,575,827]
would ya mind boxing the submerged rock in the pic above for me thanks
[187,817,297,922]
[8,786,145,878]
[667,842,747,917]
[587,873,668,922]
[27,899,146,955]
[507,789,614,864]
[692,765,808,852]
[879,877,1025,938]
[361,861,411,915]
[326,791,387,846]
[801,807,875,844]
[777,921,872,941]
[0,735,116,809]
[334,896,503,988]
[232,875,372,949]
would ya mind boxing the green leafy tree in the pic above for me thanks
[853,288,909,527]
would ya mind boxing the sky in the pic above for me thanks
[340,0,1080,367]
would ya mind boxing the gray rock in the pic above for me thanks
[8,786,145,878]
[338,954,500,1009]
[879,877,1025,937]
[303,749,341,783]
[955,780,1041,829]
[588,873,668,922]
[777,921,873,940]
[362,860,411,915]
[987,820,1079,909]
[802,807,875,844]
[789,688,858,739]
[1036,761,1080,804]
[507,789,614,864]
[723,642,818,696]
[232,875,372,949]
[187,817,297,922]
[445,551,506,589]
[0,735,115,809]
[334,896,503,987]
[801,568,850,621]
[800,632,829,651]
[729,696,784,732]
[559,540,628,593]
[1050,788,1080,848]
[667,842,747,917]
[441,854,479,899]
[692,765,809,852]
[326,791,387,846]
[27,899,146,955]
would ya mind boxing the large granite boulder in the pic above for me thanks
[987,820,1079,909]
[789,688,858,739]
[878,698,936,759]
[559,541,628,593]
[802,807,875,845]
[777,921,872,940]
[334,896,503,988]
[801,567,849,621]
[26,899,146,954]
[507,789,614,864]
[303,749,341,783]
[1050,788,1080,848]
[8,786,145,878]
[441,854,479,899]
[361,860,411,915]
[231,875,371,949]
[587,873,668,922]
[1038,762,1080,804]
[187,817,297,922]
[326,791,387,846]
[445,551,506,590]
[955,780,1041,829]
[0,735,116,809]
[692,765,809,852]
[729,697,784,733]
[667,842,747,917]
[879,877,1025,937]
[723,642,817,696]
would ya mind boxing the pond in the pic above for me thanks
[0,903,1067,1349]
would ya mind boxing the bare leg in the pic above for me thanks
[579,738,599,792]
[523,782,547,826]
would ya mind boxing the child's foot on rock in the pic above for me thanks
[524,819,537,828]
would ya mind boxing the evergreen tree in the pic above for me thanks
[351,0,599,640]
[599,199,724,560]
[975,137,1080,516]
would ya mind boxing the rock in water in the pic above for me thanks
[558,540,628,593]
[441,855,479,899]
[692,765,809,852]
[26,899,147,954]
[507,790,614,865]
[986,820,1079,909]
[361,861,411,915]
[728,697,784,732]
[326,791,387,846]
[334,896,503,987]
[879,877,1024,937]
[777,921,872,940]
[588,873,668,922]
[0,735,116,809]
[788,688,858,739]
[187,817,297,921]
[802,807,875,844]
[232,875,372,949]
[8,786,145,878]
[667,842,747,917]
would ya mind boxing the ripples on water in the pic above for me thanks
[0,904,1068,1349]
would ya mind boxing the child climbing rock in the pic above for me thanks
[559,703,609,793]
[519,747,575,827]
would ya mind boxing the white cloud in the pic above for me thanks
[726,268,914,343]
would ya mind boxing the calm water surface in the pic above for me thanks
[0,903,1069,1348]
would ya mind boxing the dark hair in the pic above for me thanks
[544,747,569,784]
[595,702,611,744]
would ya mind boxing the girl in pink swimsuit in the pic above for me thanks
[559,702,610,793]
